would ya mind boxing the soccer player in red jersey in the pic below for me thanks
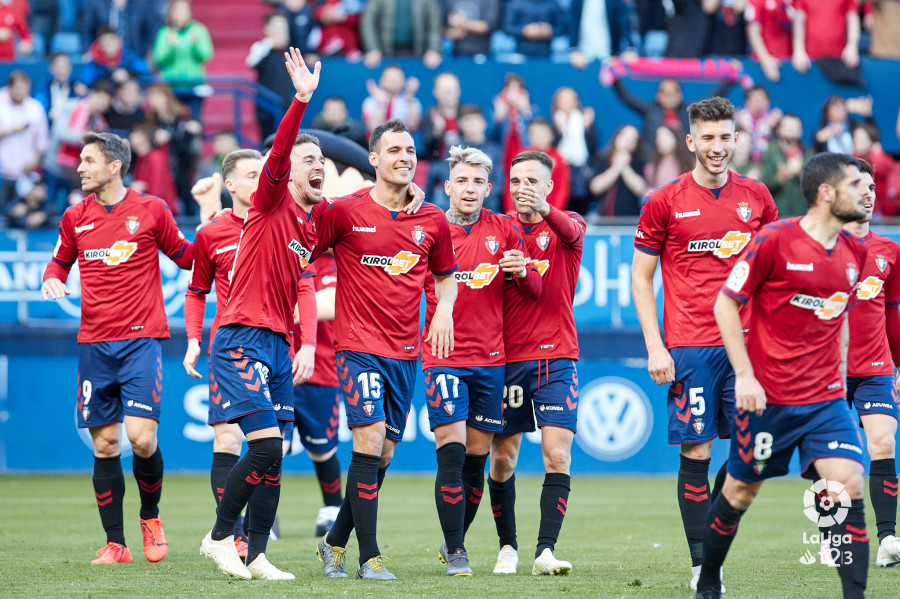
[314,119,458,580]
[631,97,778,590]
[488,150,585,576]
[41,131,193,565]
[841,159,900,567]
[199,47,320,581]
[697,153,870,599]
[424,146,541,576]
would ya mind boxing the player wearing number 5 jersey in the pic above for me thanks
[422,146,541,576]
[631,97,778,591]
[488,150,586,577]
[697,153,870,599]
[41,131,193,565]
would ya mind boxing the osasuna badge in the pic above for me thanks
[443,401,455,415]
[537,231,551,251]
[363,402,375,416]
[736,202,751,223]
[484,236,499,255]
[753,461,767,476]
[126,215,140,234]
[846,263,858,286]
[692,418,704,435]
[877,255,887,272]
[412,225,426,245]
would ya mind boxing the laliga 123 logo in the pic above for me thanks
[803,478,851,527]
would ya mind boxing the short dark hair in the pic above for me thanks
[744,84,769,102]
[222,149,263,180]
[856,157,874,177]
[800,152,860,206]
[511,150,553,173]
[458,104,484,119]
[294,132,321,148]
[7,70,30,87]
[687,96,735,128]
[82,131,132,176]
[853,122,880,143]
[369,119,410,153]
[90,80,115,97]
[96,25,118,38]
[323,95,347,106]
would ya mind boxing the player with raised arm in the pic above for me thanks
[631,96,778,591]
[842,158,900,567]
[198,47,320,581]
[426,146,541,576]
[41,131,193,565]
[314,119,458,581]
[697,153,870,599]
[488,150,585,576]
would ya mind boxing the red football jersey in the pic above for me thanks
[503,206,586,362]
[635,171,778,348]
[313,190,458,360]
[848,230,900,377]
[307,253,339,387]
[745,0,794,60]
[43,189,192,343]
[423,209,540,370]
[185,212,243,347]
[722,218,868,405]
[218,98,324,339]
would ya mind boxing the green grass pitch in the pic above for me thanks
[0,473,896,597]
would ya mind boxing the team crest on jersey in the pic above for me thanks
[125,216,139,234]
[443,401,455,415]
[877,255,887,272]
[484,236,499,255]
[412,225,426,245]
[735,202,751,223]
[363,401,375,416]
[753,461,767,476]
[846,263,858,286]
[692,418,705,434]
[536,231,551,251]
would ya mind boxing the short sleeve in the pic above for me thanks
[634,189,669,255]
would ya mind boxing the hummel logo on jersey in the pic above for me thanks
[84,240,138,265]
[353,225,376,233]
[412,225,426,245]
[688,230,751,258]
[857,276,883,300]
[216,243,238,255]
[485,236,499,255]
[537,231,551,251]
[787,262,814,271]
[74,222,94,234]
[454,262,500,289]
[126,216,140,234]
[675,209,701,219]
[288,239,312,267]
[361,250,420,275]
[635,228,644,239]
[789,292,849,320]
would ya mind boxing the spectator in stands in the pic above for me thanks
[729,126,762,180]
[502,0,565,58]
[490,72,537,144]
[105,76,145,138]
[247,12,295,140]
[525,117,571,210]
[0,0,32,60]
[551,86,599,214]
[313,0,362,59]
[81,0,164,58]
[195,128,238,208]
[443,0,499,58]
[360,0,443,68]
[735,84,781,163]
[6,179,49,229]
[361,65,423,135]
[279,0,318,56]
[129,125,179,212]
[864,0,900,59]
[814,94,874,154]
[853,122,896,208]
[422,72,462,160]
[664,0,713,58]
[643,125,694,190]
[310,95,367,147]
[79,27,150,88]
[0,71,48,211]
[569,0,639,68]
[635,0,668,56]
[791,0,860,73]
[152,0,214,118]
[704,0,748,55]
[35,53,78,128]
[588,123,646,219]
[745,0,793,81]
[761,113,811,218]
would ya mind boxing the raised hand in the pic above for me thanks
[284,46,321,103]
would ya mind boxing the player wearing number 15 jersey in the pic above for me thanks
[631,97,777,591]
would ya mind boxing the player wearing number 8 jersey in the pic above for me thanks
[697,153,870,599]
[422,146,541,576]
[631,97,777,591]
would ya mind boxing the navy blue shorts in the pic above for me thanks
[77,338,162,428]
[728,399,865,483]
[207,365,228,425]
[497,359,578,437]
[209,324,293,430]
[293,383,341,453]
[847,375,899,421]
[424,366,504,432]
[336,350,416,443]
[666,346,734,445]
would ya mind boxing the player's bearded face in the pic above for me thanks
[446,163,490,216]
[289,142,326,205]
[77,144,114,193]
[688,120,736,177]
[831,168,867,223]
[855,172,876,223]
[371,131,416,186]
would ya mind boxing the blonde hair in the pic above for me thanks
[446,145,493,174]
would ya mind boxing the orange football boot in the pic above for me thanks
[140,517,168,562]
[91,542,133,564]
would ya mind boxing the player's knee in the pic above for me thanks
[128,431,157,457]
[380,442,395,465]
[867,434,896,461]
[725,482,758,509]
[92,436,120,457]
[543,445,571,473]
[307,447,337,463]
[248,436,283,466]
[214,432,243,455]
[681,441,712,461]
[491,450,518,477]
[841,473,865,500]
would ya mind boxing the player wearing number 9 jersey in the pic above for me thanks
[697,152,870,599]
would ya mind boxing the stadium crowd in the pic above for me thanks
[0,0,898,228]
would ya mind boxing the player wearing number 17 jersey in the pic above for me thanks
[631,97,777,591]
[698,153,870,599]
